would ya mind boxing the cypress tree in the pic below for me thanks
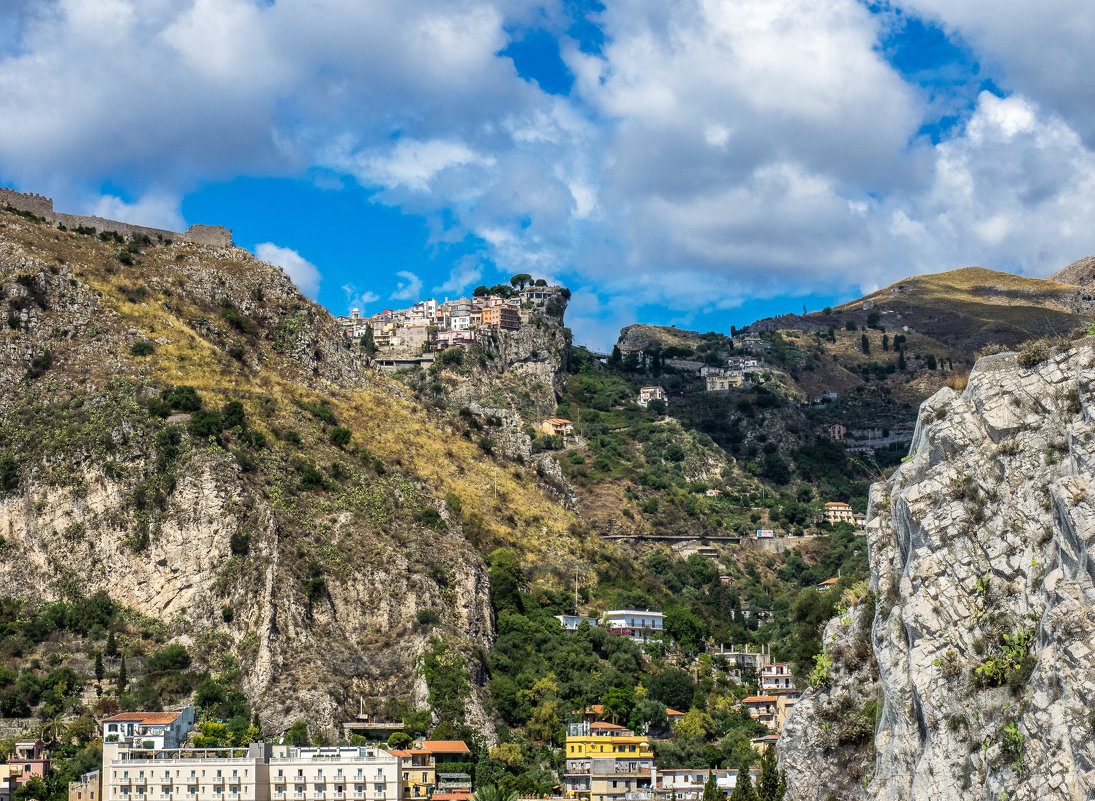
[729,757,757,801]
[702,773,721,801]
[116,654,128,694]
[756,748,783,800]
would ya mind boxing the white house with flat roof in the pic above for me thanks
[602,610,664,641]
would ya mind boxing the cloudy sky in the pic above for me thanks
[2,0,1094,348]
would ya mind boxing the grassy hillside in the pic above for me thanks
[0,205,601,742]
[0,204,878,798]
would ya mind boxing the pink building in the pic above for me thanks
[0,740,49,801]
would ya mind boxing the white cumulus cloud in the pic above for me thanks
[254,242,322,299]
[391,270,424,301]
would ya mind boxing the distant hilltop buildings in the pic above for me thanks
[0,187,232,247]
[336,279,569,369]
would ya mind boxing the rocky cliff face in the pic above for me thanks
[780,337,1095,800]
[0,208,585,741]
[438,307,571,421]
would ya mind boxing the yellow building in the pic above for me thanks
[563,723,653,801]
[68,770,102,801]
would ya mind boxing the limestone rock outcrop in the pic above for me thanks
[780,338,1095,800]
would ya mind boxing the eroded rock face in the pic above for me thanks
[780,339,1095,800]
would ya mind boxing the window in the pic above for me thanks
[374,787,383,796]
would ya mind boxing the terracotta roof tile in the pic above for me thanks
[414,741,471,754]
[103,712,182,724]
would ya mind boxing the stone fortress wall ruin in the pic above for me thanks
[0,187,233,247]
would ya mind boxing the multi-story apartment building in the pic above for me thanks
[824,502,855,525]
[268,746,399,801]
[758,663,795,692]
[564,723,654,801]
[740,692,799,732]
[69,770,102,801]
[101,743,399,801]
[480,305,520,331]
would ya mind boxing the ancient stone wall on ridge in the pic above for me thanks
[0,186,232,247]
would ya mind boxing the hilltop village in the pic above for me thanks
[334,278,569,372]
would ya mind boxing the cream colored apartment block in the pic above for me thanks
[267,746,399,801]
[102,744,399,801]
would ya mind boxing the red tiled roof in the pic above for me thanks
[103,712,182,724]
[665,709,686,717]
[825,502,852,508]
[590,722,627,730]
[413,741,471,754]
[742,696,777,703]
[432,794,473,801]
[817,578,839,586]
[546,418,572,425]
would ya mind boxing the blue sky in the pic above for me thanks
[4,1,1095,349]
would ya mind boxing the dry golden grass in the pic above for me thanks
[2,209,589,569]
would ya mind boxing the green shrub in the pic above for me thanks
[298,464,326,491]
[163,385,202,412]
[328,427,352,448]
[302,576,327,603]
[436,348,465,368]
[419,508,444,529]
[130,340,155,356]
[230,531,250,556]
[417,609,442,626]
[0,454,18,494]
[444,491,462,516]
[222,401,246,429]
[283,430,303,447]
[27,349,53,379]
[145,644,191,674]
[188,409,224,440]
